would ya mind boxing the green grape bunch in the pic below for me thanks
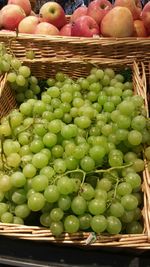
[0,47,149,237]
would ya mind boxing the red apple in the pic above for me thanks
[18,16,39,34]
[34,22,59,36]
[87,0,112,25]
[71,15,99,37]
[39,2,66,29]
[141,2,150,34]
[60,23,72,36]
[133,20,147,37]
[8,0,31,16]
[70,6,88,23]
[101,7,134,37]
[114,0,142,20]
[1,4,26,31]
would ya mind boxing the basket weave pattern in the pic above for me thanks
[0,59,149,249]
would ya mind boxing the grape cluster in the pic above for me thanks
[0,62,149,237]
[0,44,40,103]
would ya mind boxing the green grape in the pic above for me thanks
[117,115,131,129]
[16,75,26,86]
[34,124,47,137]
[31,175,49,192]
[19,66,31,78]
[7,152,21,168]
[109,202,124,218]
[121,194,138,211]
[131,115,146,131]
[98,94,108,106]
[61,124,78,139]
[11,172,26,188]
[40,148,52,161]
[55,72,65,82]
[15,204,30,219]
[132,95,144,108]
[65,156,78,170]
[13,216,24,225]
[109,155,123,167]
[50,221,64,236]
[95,189,107,201]
[44,185,60,203]
[132,159,144,172]
[91,215,107,233]
[40,166,55,180]
[124,152,137,163]
[7,72,17,83]
[33,101,46,115]
[80,183,95,200]
[11,58,21,69]
[18,132,31,145]
[53,159,67,174]
[88,198,106,215]
[10,112,23,128]
[12,189,27,205]
[58,195,71,211]
[95,69,104,80]
[50,208,64,222]
[71,195,87,215]
[47,78,55,87]
[80,156,95,172]
[28,192,45,211]
[89,145,106,161]
[79,213,92,230]
[32,153,49,169]
[117,182,132,196]
[30,139,44,153]
[40,213,51,227]
[103,102,115,112]
[118,100,135,116]
[105,68,115,79]
[125,173,141,190]
[64,215,79,234]
[23,164,37,178]
[128,130,142,146]
[116,129,128,142]
[107,216,122,234]
[0,203,9,217]
[126,221,143,234]
[43,132,57,148]
[110,110,120,122]
[1,212,13,223]
[64,142,76,156]
[0,174,12,192]
[57,176,73,195]
[145,147,150,160]
[26,50,35,59]
[0,122,12,137]
[74,116,91,129]
[96,178,112,192]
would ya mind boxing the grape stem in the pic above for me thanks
[91,163,133,175]
[0,135,5,170]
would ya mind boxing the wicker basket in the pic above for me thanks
[0,58,150,249]
[0,74,17,119]
[1,31,150,82]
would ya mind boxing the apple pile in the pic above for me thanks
[0,0,150,38]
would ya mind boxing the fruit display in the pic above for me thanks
[0,0,149,38]
[0,46,149,237]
